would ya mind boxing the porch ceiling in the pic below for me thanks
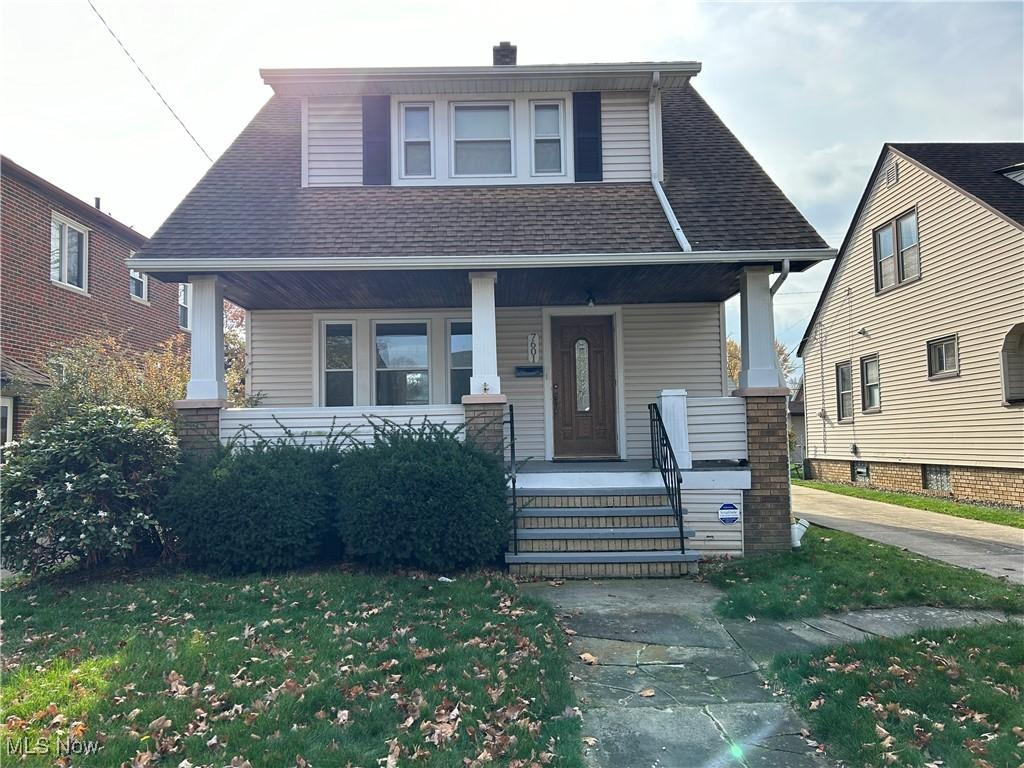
[198,262,771,310]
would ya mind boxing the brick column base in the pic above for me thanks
[462,394,507,457]
[736,388,792,554]
[174,400,225,455]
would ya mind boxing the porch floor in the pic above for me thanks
[519,459,653,474]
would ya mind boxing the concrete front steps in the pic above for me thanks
[506,486,699,579]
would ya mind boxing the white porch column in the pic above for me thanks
[185,275,226,400]
[469,271,500,395]
[657,389,693,469]
[738,266,783,390]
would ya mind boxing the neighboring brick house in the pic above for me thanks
[798,143,1024,507]
[1,156,186,439]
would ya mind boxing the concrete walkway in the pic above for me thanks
[792,485,1024,584]
[522,579,1020,768]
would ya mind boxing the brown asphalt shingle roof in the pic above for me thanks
[138,83,825,262]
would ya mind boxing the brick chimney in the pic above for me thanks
[492,41,517,66]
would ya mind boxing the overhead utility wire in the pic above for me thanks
[86,0,213,163]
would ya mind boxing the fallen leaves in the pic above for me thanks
[578,652,599,665]
[638,688,656,698]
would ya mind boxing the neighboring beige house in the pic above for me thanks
[788,383,805,466]
[798,143,1024,507]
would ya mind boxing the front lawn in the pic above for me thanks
[1,569,583,767]
[703,527,1024,619]
[773,623,1024,767]
[794,479,1024,528]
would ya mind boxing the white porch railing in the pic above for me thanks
[219,405,466,447]
[686,396,748,462]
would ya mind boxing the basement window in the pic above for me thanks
[922,464,951,493]
[851,461,870,484]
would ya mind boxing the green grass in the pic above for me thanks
[772,623,1024,767]
[794,479,1024,528]
[1,568,583,767]
[703,527,1024,619]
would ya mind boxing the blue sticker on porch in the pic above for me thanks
[718,503,740,525]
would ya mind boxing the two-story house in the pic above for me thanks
[130,43,834,575]
[799,143,1024,507]
[0,156,186,439]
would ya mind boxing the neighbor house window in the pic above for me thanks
[922,464,951,493]
[129,260,148,302]
[178,284,191,330]
[452,103,513,176]
[0,396,13,444]
[1001,323,1024,404]
[448,321,472,404]
[927,335,958,378]
[836,361,853,421]
[375,322,429,405]
[860,355,880,412]
[50,213,88,291]
[874,209,920,291]
[852,461,870,484]
[531,101,564,175]
[401,103,433,178]
[323,322,354,407]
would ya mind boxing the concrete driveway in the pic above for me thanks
[792,485,1024,584]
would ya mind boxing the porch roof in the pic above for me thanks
[193,261,780,310]
[133,84,828,278]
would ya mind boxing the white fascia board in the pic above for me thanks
[127,248,836,274]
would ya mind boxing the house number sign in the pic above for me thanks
[527,333,540,363]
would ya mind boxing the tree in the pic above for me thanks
[726,338,796,389]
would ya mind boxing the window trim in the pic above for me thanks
[450,100,515,178]
[835,360,853,422]
[372,319,432,406]
[530,99,566,177]
[859,354,881,413]
[129,256,149,304]
[320,320,357,407]
[1,395,13,444]
[873,206,922,294]
[399,102,434,179]
[50,212,90,295]
[446,319,473,405]
[927,334,960,380]
[178,283,192,331]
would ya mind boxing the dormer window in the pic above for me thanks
[400,104,433,178]
[451,103,513,177]
[531,101,564,175]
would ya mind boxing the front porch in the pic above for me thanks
[172,259,795,566]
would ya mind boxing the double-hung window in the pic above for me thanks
[129,257,148,302]
[50,213,88,291]
[531,101,564,175]
[178,284,191,330]
[323,323,355,406]
[448,321,472,404]
[874,210,920,291]
[401,104,433,178]
[860,355,880,411]
[928,335,958,378]
[452,103,513,176]
[836,361,853,421]
[375,322,429,405]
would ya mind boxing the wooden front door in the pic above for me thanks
[551,315,618,458]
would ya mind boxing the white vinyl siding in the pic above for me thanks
[305,97,362,186]
[249,303,728,463]
[803,149,1024,469]
[600,91,650,181]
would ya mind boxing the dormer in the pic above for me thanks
[261,44,701,188]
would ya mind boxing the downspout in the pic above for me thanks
[770,258,791,295]
[649,72,692,252]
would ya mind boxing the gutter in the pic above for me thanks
[126,248,837,274]
[649,72,692,252]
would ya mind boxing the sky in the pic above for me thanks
[2,0,1022,368]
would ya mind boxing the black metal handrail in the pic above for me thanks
[648,402,686,554]
[506,402,519,555]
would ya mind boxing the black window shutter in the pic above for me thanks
[573,92,602,182]
[362,95,391,185]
